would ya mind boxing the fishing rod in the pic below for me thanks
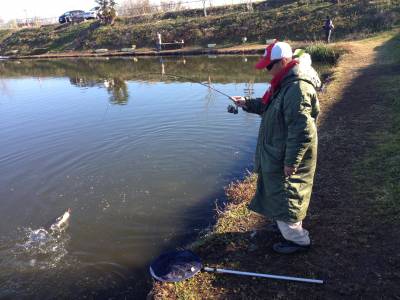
[144,72,240,114]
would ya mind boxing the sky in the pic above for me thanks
[0,0,104,21]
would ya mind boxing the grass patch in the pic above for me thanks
[0,29,14,44]
[304,43,340,64]
[173,273,217,300]
[353,33,400,221]
[354,76,400,221]
[214,173,258,234]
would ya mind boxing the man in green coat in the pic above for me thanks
[231,41,321,254]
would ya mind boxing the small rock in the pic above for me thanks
[249,244,258,252]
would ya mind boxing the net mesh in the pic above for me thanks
[149,250,202,282]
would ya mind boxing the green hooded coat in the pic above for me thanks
[245,62,321,223]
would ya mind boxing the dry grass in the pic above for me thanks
[214,173,261,234]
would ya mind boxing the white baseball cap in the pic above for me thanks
[255,41,293,69]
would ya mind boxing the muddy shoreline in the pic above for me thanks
[4,46,268,60]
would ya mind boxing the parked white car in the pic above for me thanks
[84,7,100,20]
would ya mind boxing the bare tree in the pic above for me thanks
[6,19,18,29]
[175,1,183,11]
[96,0,118,25]
[119,0,155,16]
[159,0,184,12]
[246,0,253,11]
[160,1,173,12]
[203,0,208,17]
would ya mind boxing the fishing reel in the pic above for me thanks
[227,104,239,114]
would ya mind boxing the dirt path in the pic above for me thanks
[150,34,400,299]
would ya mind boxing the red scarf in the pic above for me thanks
[262,60,298,104]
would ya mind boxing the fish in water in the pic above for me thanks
[20,209,72,250]
[48,208,71,232]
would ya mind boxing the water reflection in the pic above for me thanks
[105,78,129,105]
[69,77,129,105]
[0,56,332,105]
[0,79,11,97]
[0,56,271,105]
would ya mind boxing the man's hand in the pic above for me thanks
[230,96,247,108]
[284,166,297,177]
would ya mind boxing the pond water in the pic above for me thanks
[0,56,328,299]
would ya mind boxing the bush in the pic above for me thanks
[305,43,339,63]
[30,48,49,55]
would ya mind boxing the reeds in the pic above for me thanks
[305,43,339,64]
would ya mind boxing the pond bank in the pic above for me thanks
[4,42,341,65]
[6,41,335,60]
[149,30,400,299]
[5,44,268,60]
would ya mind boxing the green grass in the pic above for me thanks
[0,29,14,44]
[353,33,400,221]
[355,76,400,220]
[305,43,339,64]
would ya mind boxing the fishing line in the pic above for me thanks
[144,72,235,101]
[144,72,239,114]
[101,101,112,122]
[100,72,240,121]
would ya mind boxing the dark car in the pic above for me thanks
[59,10,85,24]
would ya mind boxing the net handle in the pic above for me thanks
[203,267,323,284]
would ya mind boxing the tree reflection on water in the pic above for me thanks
[69,76,129,105]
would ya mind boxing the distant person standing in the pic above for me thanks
[323,16,334,43]
[156,32,162,51]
